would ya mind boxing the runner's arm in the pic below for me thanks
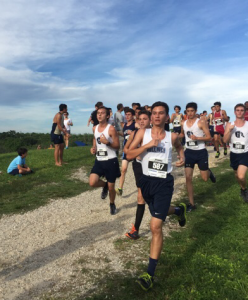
[108,126,120,150]
[90,127,96,154]
[223,122,234,144]
[126,129,159,160]
[123,130,135,154]
[178,120,185,138]
[170,113,175,123]
[222,110,229,122]
[56,114,67,134]
[172,133,185,167]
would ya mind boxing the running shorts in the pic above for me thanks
[185,148,209,171]
[90,157,121,183]
[51,133,64,144]
[230,152,248,171]
[139,174,174,221]
[132,159,143,188]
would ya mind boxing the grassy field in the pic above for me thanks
[78,159,248,300]
[0,147,95,217]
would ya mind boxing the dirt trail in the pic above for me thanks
[0,148,228,300]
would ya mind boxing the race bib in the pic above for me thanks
[215,118,223,126]
[233,142,245,152]
[187,141,198,148]
[96,148,108,161]
[173,119,181,127]
[148,158,168,178]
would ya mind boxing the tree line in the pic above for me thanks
[0,131,93,153]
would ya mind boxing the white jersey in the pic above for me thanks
[184,119,205,150]
[230,121,248,154]
[64,118,72,131]
[140,129,173,178]
[95,124,117,161]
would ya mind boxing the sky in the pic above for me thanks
[0,0,248,134]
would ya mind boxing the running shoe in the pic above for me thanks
[115,188,123,196]
[240,188,248,203]
[110,203,117,215]
[178,203,187,227]
[101,182,108,199]
[209,169,216,183]
[215,151,220,158]
[224,148,227,155]
[125,224,140,240]
[186,203,197,212]
[136,273,154,291]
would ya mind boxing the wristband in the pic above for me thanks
[106,142,111,146]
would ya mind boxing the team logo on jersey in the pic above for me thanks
[147,147,166,153]
[187,131,193,138]
[97,137,101,144]
[235,131,244,138]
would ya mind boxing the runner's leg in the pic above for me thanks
[185,167,194,206]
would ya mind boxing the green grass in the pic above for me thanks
[0,147,95,217]
[79,159,248,300]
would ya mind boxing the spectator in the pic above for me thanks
[88,102,103,126]
[7,148,33,176]
[64,112,73,149]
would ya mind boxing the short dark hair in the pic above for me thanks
[151,102,169,114]
[203,110,207,114]
[98,106,110,117]
[186,102,198,111]
[59,104,67,111]
[107,107,112,112]
[117,103,123,110]
[95,102,103,109]
[18,148,28,156]
[214,101,221,107]
[174,105,181,111]
[244,101,248,105]
[234,103,245,111]
[64,112,69,116]
[138,110,151,118]
[211,106,215,109]
[135,107,142,111]
[136,103,141,108]
[125,108,135,116]
[123,106,130,113]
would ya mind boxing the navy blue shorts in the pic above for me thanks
[185,148,209,171]
[51,133,64,144]
[132,159,143,188]
[230,152,248,171]
[8,169,20,175]
[91,157,121,183]
[173,127,181,134]
[139,174,174,221]
[209,125,214,138]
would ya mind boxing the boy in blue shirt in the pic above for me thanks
[7,148,32,176]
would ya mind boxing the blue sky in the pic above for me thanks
[0,0,248,134]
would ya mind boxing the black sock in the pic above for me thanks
[174,206,181,216]
[147,257,158,277]
[134,204,145,231]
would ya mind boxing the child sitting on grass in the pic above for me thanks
[7,148,33,176]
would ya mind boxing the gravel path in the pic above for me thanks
[0,148,228,300]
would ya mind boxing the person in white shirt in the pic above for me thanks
[64,112,73,149]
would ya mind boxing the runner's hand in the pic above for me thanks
[100,134,109,144]
[146,138,160,148]
[175,156,185,167]
[90,147,96,154]
[190,134,198,140]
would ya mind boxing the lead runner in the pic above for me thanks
[126,101,187,291]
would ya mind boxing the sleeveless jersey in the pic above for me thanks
[123,121,136,146]
[230,121,248,154]
[245,111,248,121]
[173,114,182,127]
[183,119,205,150]
[51,113,64,135]
[95,124,117,160]
[214,110,225,134]
[140,129,173,178]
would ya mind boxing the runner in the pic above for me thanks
[51,104,69,166]
[126,101,187,291]
[244,101,248,121]
[170,105,183,134]
[124,110,151,239]
[89,107,121,215]
[116,109,136,196]
[181,102,216,212]
[208,106,215,140]
[223,103,248,202]
[213,101,229,158]
[64,112,73,149]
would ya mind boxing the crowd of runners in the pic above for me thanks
[50,100,248,291]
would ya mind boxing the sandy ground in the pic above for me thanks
[0,147,228,300]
